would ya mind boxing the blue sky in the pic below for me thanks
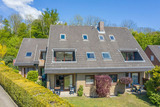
[0,0,159,30]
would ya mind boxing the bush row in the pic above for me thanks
[0,65,72,107]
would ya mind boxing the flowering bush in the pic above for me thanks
[27,70,38,82]
[119,77,132,85]
[95,75,112,97]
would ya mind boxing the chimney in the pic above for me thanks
[98,21,104,31]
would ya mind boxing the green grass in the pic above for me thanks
[64,94,155,107]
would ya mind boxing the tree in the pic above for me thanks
[95,75,112,97]
[31,19,47,38]
[121,20,137,30]
[17,23,29,38]
[42,8,59,35]
[9,13,22,34]
[70,15,83,26]
[0,44,7,59]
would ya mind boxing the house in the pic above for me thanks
[145,45,160,66]
[15,21,154,96]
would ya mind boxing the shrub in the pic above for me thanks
[0,65,72,107]
[149,93,160,106]
[145,66,160,106]
[95,75,112,97]
[27,70,38,82]
[78,85,83,96]
[119,77,132,85]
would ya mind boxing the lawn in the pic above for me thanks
[64,93,155,107]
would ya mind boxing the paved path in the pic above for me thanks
[0,85,18,107]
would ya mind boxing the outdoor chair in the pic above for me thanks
[50,88,54,94]
[131,84,137,92]
[69,87,75,95]
[54,87,61,96]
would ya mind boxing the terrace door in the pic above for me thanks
[64,75,73,91]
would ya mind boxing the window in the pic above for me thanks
[109,74,117,82]
[86,52,96,60]
[26,52,32,57]
[151,55,154,61]
[60,34,66,40]
[109,35,115,41]
[82,34,88,41]
[99,35,104,41]
[102,52,111,60]
[40,51,46,60]
[86,75,94,85]
[53,51,76,62]
[121,51,143,61]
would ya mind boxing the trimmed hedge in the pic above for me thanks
[0,65,72,107]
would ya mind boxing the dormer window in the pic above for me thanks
[99,35,104,41]
[26,52,32,57]
[40,51,46,60]
[121,51,143,61]
[82,34,88,41]
[109,35,115,41]
[86,52,96,60]
[60,34,66,40]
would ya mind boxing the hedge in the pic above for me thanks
[0,65,72,107]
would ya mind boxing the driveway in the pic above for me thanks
[0,85,17,107]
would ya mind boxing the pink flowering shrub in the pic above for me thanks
[119,77,132,85]
[95,75,112,97]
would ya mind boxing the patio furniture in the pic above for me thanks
[50,88,54,94]
[69,87,75,95]
[137,85,144,94]
[131,84,137,92]
[54,87,61,95]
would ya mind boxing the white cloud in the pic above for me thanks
[2,0,42,20]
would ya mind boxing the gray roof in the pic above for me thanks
[14,38,48,66]
[146,45,160,62]
[45,25,154,74]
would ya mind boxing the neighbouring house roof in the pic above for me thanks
[146,45,160,62]
[14,38,48,66]
[44,25,154,74]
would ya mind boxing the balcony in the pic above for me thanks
[39,59,45,67]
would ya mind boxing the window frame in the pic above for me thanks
[85,75,95,86]
[109,35,115,41]
[102,52,112,60]
[25,52,32,57]
[121,50,144,62]
[60,34,66,40]
[86,52,96,60]
[82,34,88,41]
[52,49,77,63]
[98,35,105,41]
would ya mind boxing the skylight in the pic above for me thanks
[82,34,88,41]
[109,35,115,41]
[102,52,111,60]
[99,35,104,41]
[86,52,96,60]
[60,34,66,40]
[26,52,32,57]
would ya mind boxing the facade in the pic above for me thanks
[15,22,154,96]
[145,45,160,66]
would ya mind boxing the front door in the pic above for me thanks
[132,73,139,84]
[55,75,73,91]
